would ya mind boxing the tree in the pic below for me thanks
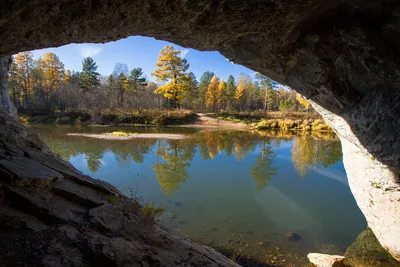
[112,63,129,78]
[218,78,226,109]
[117,73,129,102]
[279,99,296,112]
[296,93,311,111]
[225,75,236,110]
[152,45,190,109]
[14,52,34,107]
[129,68,146,92]
[196,71,214,110]
[235,82,245,100]
[255,73,278,116]
[206,75,219,111]
[251,141,277,190]
[80,57,100,91]
[183,72,198,109]
[40,52,65,109]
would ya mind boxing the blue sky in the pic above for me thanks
[31,36,257,82]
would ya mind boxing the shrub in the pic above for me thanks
[279,99,297,112]
[110,131,130,137]
[141,202,164,225]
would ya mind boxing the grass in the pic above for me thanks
[141,202,164,225]
[256,118,333,132]
[19,108,197,126]
[110,131,131,137]
[216,110,321,124]
[106,194,120,204]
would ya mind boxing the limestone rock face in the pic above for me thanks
[344,228,399,267]
[0,0,399,264]
[307,253,345,267]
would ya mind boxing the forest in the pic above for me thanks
[8,45,312,116]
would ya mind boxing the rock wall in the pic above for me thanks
[0,0,399,263]
[312,101,400,261]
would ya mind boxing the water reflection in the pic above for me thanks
[30,125,366,266]
[35,126,343,193]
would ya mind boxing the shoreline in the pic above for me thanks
[67,132,188,140]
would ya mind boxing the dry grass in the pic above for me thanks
[141,202,164,225]
[256,118,333,132]
[110,131,130,137]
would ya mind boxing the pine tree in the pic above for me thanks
[206,75,219,111]
[152,45,190,109]
[129,68,146,93]
[80,57,100,91]
[225,75,236,110]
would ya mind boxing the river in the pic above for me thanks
[29,125,367,266]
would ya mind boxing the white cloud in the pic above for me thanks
[78,45,103,58]
[225,57,235,64]
[181,49,189,58]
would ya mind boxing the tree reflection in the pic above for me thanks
[152,139,196,195]
[34,125,343,193]
[251,139,278,190]
[291,136,342,177]
[85,150,104,172]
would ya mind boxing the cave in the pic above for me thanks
[0,0,399,266]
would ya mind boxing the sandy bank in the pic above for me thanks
[67,133,187,140]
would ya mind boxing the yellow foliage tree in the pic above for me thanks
[296,93,311,111]
[152,45,190,109]
[235,82,244,100]
[40,52,65,94]
[218,78,226,108]
[64,70,71,84]
[206,75,219,110]
[14,52,34,107]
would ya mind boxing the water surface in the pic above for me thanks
[30,125,367,266]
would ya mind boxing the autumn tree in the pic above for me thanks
[296,93,311,111]
[80,57,100,91]
[40,52,65,109]
[13,52,34,107]
[206,75,219,111]
[117,73,129,102]
[152,45,190,109]
[218,78,226,109]
[196,71,214,110]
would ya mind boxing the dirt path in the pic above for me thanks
[175,113,248,129]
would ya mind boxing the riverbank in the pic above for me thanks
[19,109,334,133]
[18,109,198,126]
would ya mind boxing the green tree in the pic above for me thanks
[279,99,296,112]
[129,67,146,93]
[80,57,100,91]
[251,140,277,190]
[225,75,236,110]
[183,72,198,109]
[255,73,278,115]
[152,45,190,109]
